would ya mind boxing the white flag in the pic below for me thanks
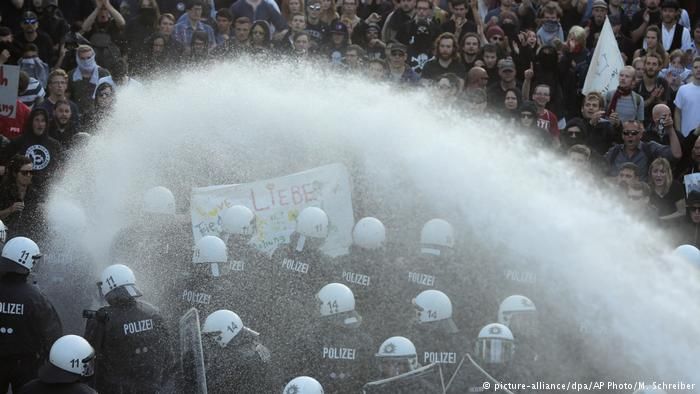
[582,17,624,96]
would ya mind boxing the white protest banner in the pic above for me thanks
[0,65,20,119]
[191,163,354,256]
[582,17,624,96]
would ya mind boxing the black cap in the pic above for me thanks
[687,190,700,204]
[387,42,407,53]
[330,21,348,35]
[661,0,679,9]
[519,100,538,114]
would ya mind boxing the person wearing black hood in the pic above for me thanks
[19,335,97,394]
[82,80,115,133]
[187,30,212,64]
[125,0,161,65]
[518,100,553,147]
[0,236,63,393]
[48,99,80,148]
[250,20,273,55]
[529,44,565,122]
[83,264,174,394]
[0,27,23,66]
[2,108,62,193]
[678,190,700,247]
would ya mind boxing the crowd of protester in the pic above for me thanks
[0,0,699,246]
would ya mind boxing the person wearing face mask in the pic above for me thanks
[18,45,50,90]
[67,45,111,117]
[14,11,56,66]
[1,108,62,192]
[529,45,565,123]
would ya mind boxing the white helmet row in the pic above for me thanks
[283,376,324,394]
[420,218,454,255]
[475,323,515,365]
[352,217,386,250]
[100,264,141,298]
[39,335,95,383]
[316,283,361,326]
[143,186,176,216]
[221,205,256,236]
[0,236,42,274]
[202,309,244,348]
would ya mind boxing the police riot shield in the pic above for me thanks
[363,363,446,394]
[179,307,208,394]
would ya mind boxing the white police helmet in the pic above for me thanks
[193,235,227,276]
[296,207,329,239]
[143,186,176,215]
[352,217,386,250]
[497,295,537,336]
[316,283,361,326]
[99,264,141,298]
[39,335,95,383]
[420,219,454,255]
[475,323,515,365]
[202,309,244,348]
[413,290,459,333]
[671,244,700,267]
[283,376,324,394]
[0,236,42,274]
[375,336,419,376]
[221,205,256,236]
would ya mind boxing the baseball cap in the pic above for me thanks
[592,0,608,9]
[498,58,515,71]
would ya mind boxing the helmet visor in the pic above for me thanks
[475,338,513,365]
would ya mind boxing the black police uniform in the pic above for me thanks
[0,271,63,392]
[20,360,97,394]
[223,236,273,330]
[298,318,375,393]
[268,233,329,379]
[203,329,273,394]
[324,246,389,340]
[407,322,466,386]
[83,290,174,394]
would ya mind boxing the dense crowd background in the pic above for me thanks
[0,0,699,393]
[0,0,699,245]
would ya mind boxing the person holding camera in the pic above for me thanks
[83,264,174,394]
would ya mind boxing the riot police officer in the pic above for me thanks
[297,283,374,393]
[0,237,62,392]
[269,207,331,374]
[407,290,465,381]
[83,264,174,394]
[200,309,273,393]
[363,336,443,393]
[326,217,389,340]
[219,205,272,329]
[19,335,97,393]
[171,235,232,321]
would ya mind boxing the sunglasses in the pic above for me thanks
[491,36,504,41]
[690,207,700,213]
[622,130,641,136]
[308,4,321,10]
[390,51,405,56]
[520,113,534,119]
[19,170,33,176]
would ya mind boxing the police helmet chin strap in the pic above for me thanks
[295,235,306,252]
[210,263,220,277]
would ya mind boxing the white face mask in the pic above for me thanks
[77,53,97,72]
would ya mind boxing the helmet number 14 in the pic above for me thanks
[327,300,339,314]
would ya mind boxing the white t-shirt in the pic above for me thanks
[674,82,700,136]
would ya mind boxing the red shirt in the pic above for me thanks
[537,109,560,138]
[0,100,30,140]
